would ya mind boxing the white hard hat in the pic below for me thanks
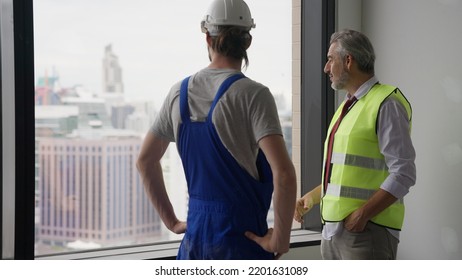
[201,0,256,36]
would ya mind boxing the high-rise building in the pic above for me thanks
[61,94,112,130]
[35,106,80,226]
[36,133,162,250]
[111,104,135,129]
[35,70,62,105]
[102,44,124,94]
[35,105,79,137]
[125,112,151,134]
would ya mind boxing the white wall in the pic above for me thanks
[359,0,462,259]
[337,0,362,34]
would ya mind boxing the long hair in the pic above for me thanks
[209,26,252,69]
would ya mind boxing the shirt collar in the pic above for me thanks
[349,76,379,100]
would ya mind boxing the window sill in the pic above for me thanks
[35,230,321,260]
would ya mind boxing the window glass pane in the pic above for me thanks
[34,0,291,256]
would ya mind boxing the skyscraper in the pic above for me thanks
[102,44,124,94]
[37,134,163,250]
[111,104,135,129]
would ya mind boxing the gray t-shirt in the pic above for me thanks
[151,68,282,179]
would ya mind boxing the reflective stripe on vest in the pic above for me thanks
[331,152,388,171]
[325,183,404,204]
[321,84,412,230]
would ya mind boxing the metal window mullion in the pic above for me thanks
[13,0,35,259]
[301,0,336,231]
[1,0,16,260]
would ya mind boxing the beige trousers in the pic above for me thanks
[321,222,399,260]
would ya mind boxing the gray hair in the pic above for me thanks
[330,29,375,75]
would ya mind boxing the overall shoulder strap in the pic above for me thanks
[179,76,191,123]
[207,73,246,121]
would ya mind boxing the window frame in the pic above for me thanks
[3,0,335,260]
[12,0,36,260]
[300,0,336,230]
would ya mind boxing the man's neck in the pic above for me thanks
[209,53,242,71]
[346,73,374,96]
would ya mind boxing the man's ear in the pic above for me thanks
[206,32,213,46]
[245,34,253,50]
[345,54,354,71]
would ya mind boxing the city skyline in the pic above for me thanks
[33,0,292,108]
[34,98,186,254]
[32,0,293,256]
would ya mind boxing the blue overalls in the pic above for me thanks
[176,74,274,260]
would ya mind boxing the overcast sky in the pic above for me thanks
[33,0,292,109]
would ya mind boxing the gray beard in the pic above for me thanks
[331,68,349,91]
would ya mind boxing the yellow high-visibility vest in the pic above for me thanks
[321,84,412,230]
